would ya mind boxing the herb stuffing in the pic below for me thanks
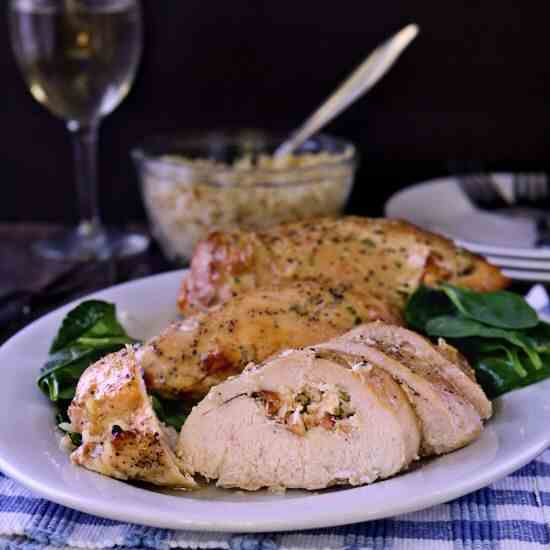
[38,300,191,442]
[405,284,550,398]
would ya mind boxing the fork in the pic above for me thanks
[513,173,548,205]
[512,173,550,247]
[458,173,510,210]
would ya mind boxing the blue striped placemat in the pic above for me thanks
[1,455,549,549]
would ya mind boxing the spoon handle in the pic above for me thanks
[275,24,419,158]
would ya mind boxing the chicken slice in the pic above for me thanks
[68,346,196,488]
[314,333,486,455]
[336,323,492,420]
[178,348,421,491]
[138,281,400,399]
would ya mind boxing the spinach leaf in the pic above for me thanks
[440,284,538,329]
[523,322,550,353]
[474,355,525,398]
[425,315,489,338]
[405,285,550,399]
[404,286,455,331]
[508,332,543,370]
[151,395,194,431]
[457,338,527,377]
[38,345,124,401]
[426,316,542,370]
[50,300,128,353]
[39,300,139,440]
[474,353,550,398]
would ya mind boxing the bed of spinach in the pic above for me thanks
[38,300,190,443]
[405,284,550,398]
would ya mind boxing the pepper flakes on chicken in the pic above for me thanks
[139,281,400,399]
[68,346,195,488]
[178,216,509,316]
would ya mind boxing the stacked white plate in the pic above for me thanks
[385,173,550,282]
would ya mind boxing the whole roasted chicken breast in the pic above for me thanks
[140,281,400,399]
[178,216,509,316]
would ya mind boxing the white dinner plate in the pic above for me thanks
[385,174,550,259]
[455,239,550,260]
[487,256,550,270]
[0,270,549,533]
[500,268,550,283]
[484,257,550,283]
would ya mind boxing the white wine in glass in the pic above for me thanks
[9,0,148,260]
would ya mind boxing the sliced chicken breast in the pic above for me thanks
[335,323,492,420]
[69,346,196,488]
[314,330,487,455]
[178,348,421,491]
[139,281,400,399]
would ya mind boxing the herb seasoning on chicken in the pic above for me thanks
[139,281,400,399]
[178,216,508,315]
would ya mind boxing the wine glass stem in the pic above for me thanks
[67,119,103,238]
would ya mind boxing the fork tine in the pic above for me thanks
[535,173,548,200]
[459,173,504,209]
[540,173,549,207]
[514,173,530,205]
[518,173,548,204]
[529,174,539,201]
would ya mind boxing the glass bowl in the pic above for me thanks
[132,130,357,263]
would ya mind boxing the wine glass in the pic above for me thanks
[9,0,149,260]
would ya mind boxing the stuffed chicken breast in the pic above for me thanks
[179,322,491,490]
[327,323,492,420]
[314,323,492,455]
[178,348,421,490]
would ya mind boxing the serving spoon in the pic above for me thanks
[274,23,419,158]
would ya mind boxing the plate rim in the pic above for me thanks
[500,268,550,283]
[1,425,548,533]
[385,173,550,259]
[1,269,549,532]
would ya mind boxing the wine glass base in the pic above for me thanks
[33,227,150,261]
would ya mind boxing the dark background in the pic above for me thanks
[4,1,550,225]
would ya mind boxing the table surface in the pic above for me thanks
[0,223,170,292]
[0,223,173,342]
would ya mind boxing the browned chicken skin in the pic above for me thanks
[139,281,400,399]
[69,346,196,488]
[178,216,509,316]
